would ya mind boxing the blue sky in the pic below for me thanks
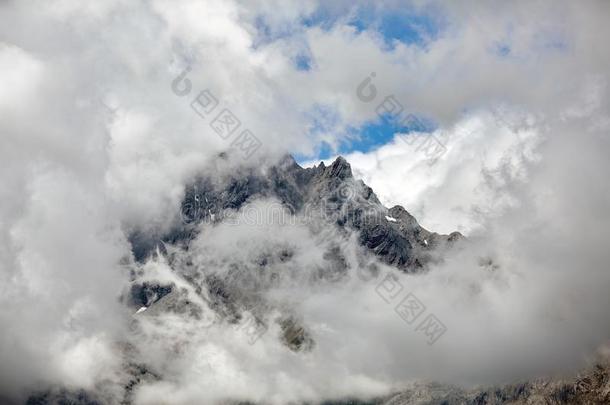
[294,110,435,163]
[302,3,441,47]
[284,3,442,162]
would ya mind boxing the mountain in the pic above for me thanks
[131,154,462,271]
[24,155,610,404]
[126,154,464,329]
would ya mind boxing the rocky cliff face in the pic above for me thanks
[131,155,462,272]
[125,154,464,340]
[123,156,464,365]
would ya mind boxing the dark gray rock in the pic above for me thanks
[129,155,462,273]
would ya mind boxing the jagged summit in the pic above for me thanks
[325,155,353,179]
[124,154,464,386]
[130,155,462,271]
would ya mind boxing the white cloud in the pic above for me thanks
[321,110,541,234]
[1,0,610,403]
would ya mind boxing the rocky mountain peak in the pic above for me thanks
[324,156,352,179]
[130,154,462,273]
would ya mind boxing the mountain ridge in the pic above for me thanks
[130,154,463,273]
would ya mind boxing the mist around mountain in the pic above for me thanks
[14,154,608,405]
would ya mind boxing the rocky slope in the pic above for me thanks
[125,155,465,356]
[131,155,462,271]
[26,359,610,405]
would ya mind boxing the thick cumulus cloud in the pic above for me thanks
[1,0,610,404]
